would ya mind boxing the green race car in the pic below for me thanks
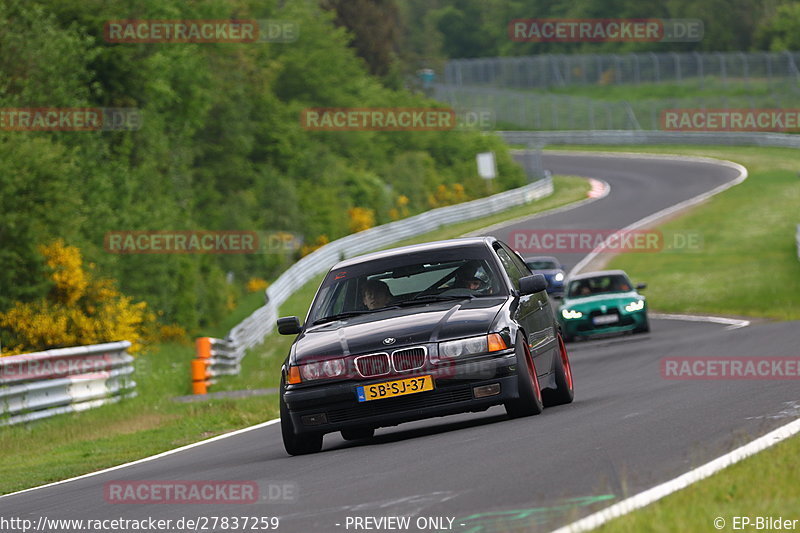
[557,270,649,342]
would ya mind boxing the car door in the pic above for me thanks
[493,244,547,373]
[499,243,558,374]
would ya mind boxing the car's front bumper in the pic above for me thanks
[283,351,517,435]
[561,310,647,338]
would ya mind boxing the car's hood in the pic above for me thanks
[560,291,642,310]
[293,297,506,362]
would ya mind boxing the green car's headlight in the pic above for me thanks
[561,309,583,319]
[625,300,645,312]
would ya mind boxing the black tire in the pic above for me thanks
[341,427,375,441]
[280,380,323,456]
[504,336,544,418]
[542,333,575,407]
[635,314,650,334]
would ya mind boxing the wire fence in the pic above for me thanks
[434,84,799,130]
[444,51,800,89]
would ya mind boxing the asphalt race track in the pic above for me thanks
[2,152,798,533]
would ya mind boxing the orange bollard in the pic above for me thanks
[191,358,211,394]
[196,337,213,359]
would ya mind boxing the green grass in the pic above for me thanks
[596,430,800,533]
[522,78,798,102]
[0,175,590,495]
[543,145,800,320]
[481,79,799,131]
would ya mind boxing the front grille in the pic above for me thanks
[392,347,426,372]
[326,386,474,423]
[355,353,390,377]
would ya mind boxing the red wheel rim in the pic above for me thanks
[526,345,542,403]
[559,334,574,390]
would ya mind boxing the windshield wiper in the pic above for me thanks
[397,294,475,306]
[311,306,399,325]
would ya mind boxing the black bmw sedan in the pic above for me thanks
[277,237,574,455]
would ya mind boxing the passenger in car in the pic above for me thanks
[362,279,393,309]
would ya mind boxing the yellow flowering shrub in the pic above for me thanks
[389,195,410,221]
[0,240,154,355]
[348,207,376,233]
[428,183,469,208]
[246,277,270,293]
[158,324,189,344]
[300,234,329,257]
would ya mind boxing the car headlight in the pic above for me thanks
[625,300,645,312]
[439,334,507,359]
[561,309,583,319]
[288,358,347,383]
[554,272,564,282]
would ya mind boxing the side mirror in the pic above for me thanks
[277,316,302,335]
[636,283,647,290]
[519,274,548,295]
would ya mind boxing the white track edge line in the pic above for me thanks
[650,312,750,330]
[568,157,748,277]
[0,419,281,500]
[550,417,800,533]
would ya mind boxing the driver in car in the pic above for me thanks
[362,279,393,310]
[464,277,483,291]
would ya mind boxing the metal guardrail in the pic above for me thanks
[193,177,554,391]
[0,341,136,426]
[499,130,800,148]
[797,225,800,262]
[191,337,241,394]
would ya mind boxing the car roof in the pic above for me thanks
[568,269,630,281]
[524,255,560,263]
[330,237,497,269]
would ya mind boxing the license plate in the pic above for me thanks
[593,314,619,325]
[356,375,434,402]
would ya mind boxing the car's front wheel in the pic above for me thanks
[505,337,544,418]
[280,380,323,456]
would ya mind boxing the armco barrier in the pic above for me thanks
[191,337,241,394]
[498,130,800,148]
[0,341,136,426]
[192,177,554,392]
[796,224,800,262]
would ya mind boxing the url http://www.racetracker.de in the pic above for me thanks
[0,515,281,533]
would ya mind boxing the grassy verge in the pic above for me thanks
[596,427,800,533]
[0,175,589,495]
[546,145,800,320]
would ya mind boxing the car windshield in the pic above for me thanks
[527,259,559,270]
[567,274,632,298]
[307,248,505,324]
